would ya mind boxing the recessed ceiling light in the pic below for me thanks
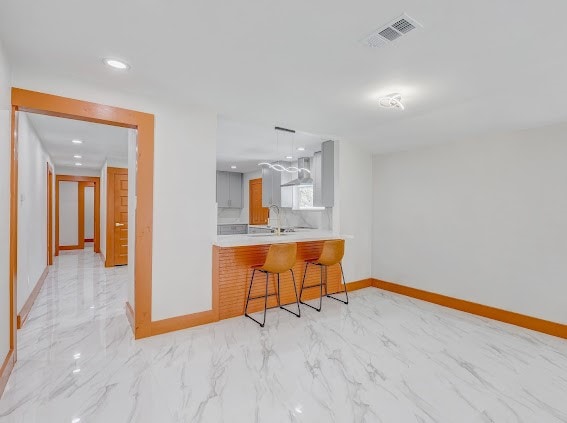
[297,147,305,151]
[103,58,130,70]
[285,156,293,159]
[230,165,237,169]
[72,139,83,144]
[73,155,82,159]
[75,163,82,166]
[72,368,81,374]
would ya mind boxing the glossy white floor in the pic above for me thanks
[1,247,567,422]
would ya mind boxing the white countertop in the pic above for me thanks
[214,229,343,247]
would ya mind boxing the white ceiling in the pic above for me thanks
[24,113,128,170]
[3,1,567,154]
[217,117,327,173]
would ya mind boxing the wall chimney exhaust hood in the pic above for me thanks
[281,157,313,187]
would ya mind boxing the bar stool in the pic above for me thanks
[244,243,301,327]
[299,239,348,312]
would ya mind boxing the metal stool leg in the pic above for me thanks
[327,262,349,304]
[299,262,323,312]
[299,262,309,300]
[279,269,301,317]
[244,269,270,327]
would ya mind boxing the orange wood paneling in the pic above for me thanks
[215,240,343,320]
[17,267,49,328]
[372,279,567,340]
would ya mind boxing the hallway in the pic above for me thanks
[0,247,168,422]
[1,248,567,422]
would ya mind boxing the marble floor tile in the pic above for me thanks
[1,247,566,422]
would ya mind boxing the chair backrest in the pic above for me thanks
[261,243,297,274]
[317,239,345,266]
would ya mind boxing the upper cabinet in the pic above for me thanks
[313,140,335,207]
[217,171,243,208]
[262,163,293,208]
[261,166,281,207]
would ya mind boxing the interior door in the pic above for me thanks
[113,172,128,265]
[249,178,269,225]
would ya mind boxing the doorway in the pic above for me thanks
[249,178,268,225]
[9,88,155,352]
[55,175,100,254]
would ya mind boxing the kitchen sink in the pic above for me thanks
[247,233,291,237]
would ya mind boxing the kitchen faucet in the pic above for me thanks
[269,205,281,236]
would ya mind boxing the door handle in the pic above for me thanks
[115,222,125,227]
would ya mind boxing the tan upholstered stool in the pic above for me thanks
[244,243,301,327]
[299,239,348,312]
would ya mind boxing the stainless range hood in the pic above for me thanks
[281,157,313,187]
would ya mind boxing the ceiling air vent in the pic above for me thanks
[362,13,421,47]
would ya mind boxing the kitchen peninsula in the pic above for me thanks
[213,231,344,320]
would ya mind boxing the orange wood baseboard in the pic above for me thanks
[0,349,15,398]
[150,310,218,337]
[17,267,49,329]
[58,245,81,251]
[346,278,373,291]
[144,278,372,338]
[372,279,567,340]
[125,302,135,333]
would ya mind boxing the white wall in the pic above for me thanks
[372,123,567,324]
[0,41,12,365]
[56,166,100,177]
[58,181,78,246]
[16,114,52,313]
[13,71,218,321]
[335,140,373,282]
[99,161,108,259]
[84,186,94,240]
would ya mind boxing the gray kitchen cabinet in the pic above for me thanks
[313,140,335,207]
[261,166,281,207]
[216,171,243,208]
[218,224,248,235]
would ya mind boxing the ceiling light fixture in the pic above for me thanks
[103,58,130,70]
[297,147,305,151]
[74,155,82,159]
[75,163,82,166]
[259,162,311,174]
[230,165,237,169]
[72,139,83,144]
[378,93,405,110]
[285,155,293,160]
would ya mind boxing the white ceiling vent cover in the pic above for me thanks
[362,13,422,47]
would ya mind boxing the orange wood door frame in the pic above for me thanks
[78,181,95,247]
[55,176,99,253]
[105,167,128,267]
[47,164,53,265]
[9,89,155,367]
